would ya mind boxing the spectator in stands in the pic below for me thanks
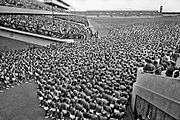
[159,57,169,71]
[166,60,178,77]
[1,0,64,12]
[143,58,155,74]
[0,14,88,40]
[153,60,162,75]
[171,51,179,62]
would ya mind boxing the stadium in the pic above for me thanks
[0,0,180,120]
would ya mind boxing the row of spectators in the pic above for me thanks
[0,0,65,12]
[107,21,180,77]
[0,14,88,40]
[141,51,180,78]
[0,18,180,120]
[55,15,89,26]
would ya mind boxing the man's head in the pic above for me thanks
[153,60,158,65]
[170,60,176,66]
[145,58,152,64]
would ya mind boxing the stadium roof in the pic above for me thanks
[57,0,70,7]
[44,0,70,10]
[46,2,68,10]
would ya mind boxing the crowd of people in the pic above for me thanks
[141,51,180,78]
[0,0,65,12]
[55,15,89,26]
[0,39,132,119]
[0,14,88,40]
[105,22,180,77]
[0,17,180,120]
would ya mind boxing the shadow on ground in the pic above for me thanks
[0,82,49,120]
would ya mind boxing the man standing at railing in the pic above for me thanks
[143,58,155,74]
[165,60,178,77]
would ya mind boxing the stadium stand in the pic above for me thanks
[44,0,71,10]
[55,15,89,26]
[0,0,66,12]
[0,14,87,40]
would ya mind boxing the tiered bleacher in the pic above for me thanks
[0,0,65,12]
[55,15,89,26]
[0,14,88,39]
[0,0,90,40]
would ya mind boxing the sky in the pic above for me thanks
[39,0,180,12]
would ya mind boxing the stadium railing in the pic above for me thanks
[131,70,180,120]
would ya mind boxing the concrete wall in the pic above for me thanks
[0,26,74,48]
[0,26,55,46]
[0,36,40,51]
[132,71,180,120]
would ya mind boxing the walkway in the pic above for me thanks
[0,82,49,120]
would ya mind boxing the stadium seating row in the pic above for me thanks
[0,0,65,12]
[55,15,89,26]
[0,14,87,40]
